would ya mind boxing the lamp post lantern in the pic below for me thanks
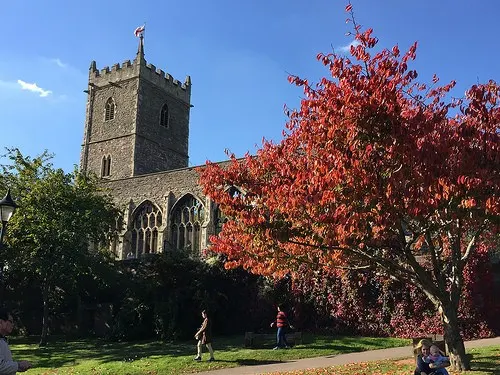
[0,189,17,306]
[0,189,18,247]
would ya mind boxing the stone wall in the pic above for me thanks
[103,165,204,208]
[81,47,192,180]
[81,78,139,179]
[89,79,139,140]
[134,78,190,175]
[102,165,216,258]
[81,43,204,259]
[86,137,136,180]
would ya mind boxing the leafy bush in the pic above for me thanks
[293,241,500,339]
[104,251,278,341]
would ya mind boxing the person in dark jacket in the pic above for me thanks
[194,310,215,362]
[270,305,292,350]
[414,338,450,375]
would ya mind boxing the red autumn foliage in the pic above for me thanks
[198,5,499,371]
[292,241,500,340]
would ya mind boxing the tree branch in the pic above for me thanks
[461,225,484,263]
[287,237,421,288]
[397,221,442,298]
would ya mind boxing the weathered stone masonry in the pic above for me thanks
[80,36,219,259]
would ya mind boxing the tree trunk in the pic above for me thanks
[77,294,84,337]
[39,282,50,346]
[441,302,470,371]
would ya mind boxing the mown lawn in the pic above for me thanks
[9,334,409,374]
[264,345,500,375]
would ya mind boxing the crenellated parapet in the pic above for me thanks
[142,62,191,102]
[89,59,139,84]
[88,57,191,103]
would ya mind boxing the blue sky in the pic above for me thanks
[1,0,498,173]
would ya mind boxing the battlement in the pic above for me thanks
[89,58,139,84]
[143,62,190,92]
[89,57,191,102]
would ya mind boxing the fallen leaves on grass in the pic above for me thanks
[264,360,412,375]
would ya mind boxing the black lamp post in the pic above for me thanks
[0,189,17,306]
[0,189,18,248]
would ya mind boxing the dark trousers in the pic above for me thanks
[414,368,438,375]
[276,327,289,348]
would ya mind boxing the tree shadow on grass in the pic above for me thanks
[468,352,500,375]
[297,335,406,354]
[12,337,287,369]
[11,338,199,368]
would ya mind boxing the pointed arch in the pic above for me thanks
[105,97,115,121]
[214,186,242,235]
[101,156,107,177]
[170,194,205,254]
[226,186,242,198]
[160,103,169,128]
[110,214,123,258]
[129,200,163,258]
[101,155,111,177]
[106,155,111,176]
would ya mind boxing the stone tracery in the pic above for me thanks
[170,194,205,255]
[130,201,162,257]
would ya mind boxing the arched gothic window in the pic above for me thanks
[214,186,241,235]
[110,215,123,258]
[105,97,115,121]
[170,194,205,255]
[130,201,162,258]
[101,155,111,177]
[160,103,169,128]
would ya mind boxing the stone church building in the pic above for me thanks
[80,36,223,259]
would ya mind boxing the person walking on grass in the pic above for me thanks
[194,310,215,362]
[270,305,293,350]
[0,309,32,374]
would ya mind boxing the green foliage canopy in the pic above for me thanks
[0,148,120,342]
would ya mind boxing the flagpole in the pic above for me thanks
[134,24,146,60]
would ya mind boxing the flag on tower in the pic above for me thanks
[134,25,145,37]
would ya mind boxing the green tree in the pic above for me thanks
[0,148,120,345]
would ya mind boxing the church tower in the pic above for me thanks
[80,36,192,180]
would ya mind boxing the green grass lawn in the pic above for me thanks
[10,334,410,374]
[264,345,500,375]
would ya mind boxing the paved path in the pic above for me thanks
[196,336,500,375]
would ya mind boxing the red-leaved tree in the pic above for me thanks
[292,239,500,340]
[199,5,499,371]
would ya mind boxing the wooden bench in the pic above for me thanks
[244,331,303,348]
[412,334,447,357]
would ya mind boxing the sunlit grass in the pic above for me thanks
[263,345,500,375]
[9,334,410,374]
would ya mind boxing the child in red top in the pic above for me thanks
[270,306,292,349]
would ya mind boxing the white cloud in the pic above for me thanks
[50,58,68,68]
[17,80,52,97]
[338,40,361,54]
